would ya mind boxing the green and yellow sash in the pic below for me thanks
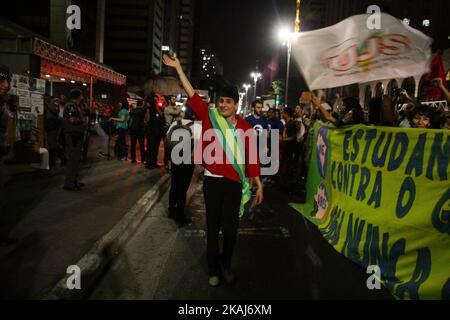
[208,108,251,218]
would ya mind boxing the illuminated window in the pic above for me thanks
[422,19,430,27]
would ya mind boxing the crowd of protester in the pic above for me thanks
[241,78,450,197]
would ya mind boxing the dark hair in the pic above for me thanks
[343,97,365,124]
[120,98,129,110]
[69,89,83,100]
[343,97,362,111]
[276,109,281,119]
[137,100,144,107]
[414,105,442,129]
[251,99,263,109]
[368,97,382,125]
[218,85,239,104]
[283,107,294,118]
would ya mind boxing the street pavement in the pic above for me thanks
[88,173,394,300]
[0,135,167,299]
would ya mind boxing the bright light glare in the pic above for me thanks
[278,27,290,41]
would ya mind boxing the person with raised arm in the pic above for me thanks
[163,54,263,287]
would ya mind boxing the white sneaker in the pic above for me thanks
[208,276,220,287]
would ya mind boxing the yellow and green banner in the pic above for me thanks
[291,121,450,300]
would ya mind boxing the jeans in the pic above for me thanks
[95,123,109,155]
[117,128,128,158]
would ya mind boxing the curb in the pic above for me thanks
[44,173,171,300]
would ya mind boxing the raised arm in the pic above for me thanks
[434,78,450,104]
[313,95,337,124]
[162,55,195,98]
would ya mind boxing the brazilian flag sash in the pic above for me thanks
[208,108,251,218]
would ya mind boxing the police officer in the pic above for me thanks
[63,89,86,191]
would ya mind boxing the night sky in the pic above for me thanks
[196,0,298,90]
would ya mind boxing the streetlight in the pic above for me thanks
[250,72,262,101]
[278,28,298,107]
[242,83,251,113]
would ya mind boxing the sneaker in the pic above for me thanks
[98,152,108,158]
[221,266,236,283]
[208,276,220,287]
[120,157,128,161]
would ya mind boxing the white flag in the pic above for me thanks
[291,13,432,90]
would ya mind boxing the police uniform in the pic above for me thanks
[63,101,86,190]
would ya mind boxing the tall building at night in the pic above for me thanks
[1,0,104,62]
[104,0,165,85]
[163,0,181,58]
[297,0,327,32]
[178,0,196,78]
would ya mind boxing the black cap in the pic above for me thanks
[0,65,11,81]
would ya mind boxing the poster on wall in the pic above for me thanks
[28,78,46,93]
[35,79,46,94]
[11,75,46,114]
[31,93,44,115]
[11,74,30,90]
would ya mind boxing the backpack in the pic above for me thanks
[129,108,145,132]
[164,120,195,156]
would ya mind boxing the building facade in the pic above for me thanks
[104,0,165,85]
[177,0,196,78]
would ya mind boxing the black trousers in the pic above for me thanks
[169,163,195,220]
[46,129,58,166]
[203,176,242,276]
[146,132,163,166]
[130,131,145,162]
[64,133,83,188]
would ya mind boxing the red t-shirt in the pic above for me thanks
[187,93,260,183]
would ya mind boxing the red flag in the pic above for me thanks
[424,53,448,101]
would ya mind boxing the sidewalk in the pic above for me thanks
[0,134,169,299]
